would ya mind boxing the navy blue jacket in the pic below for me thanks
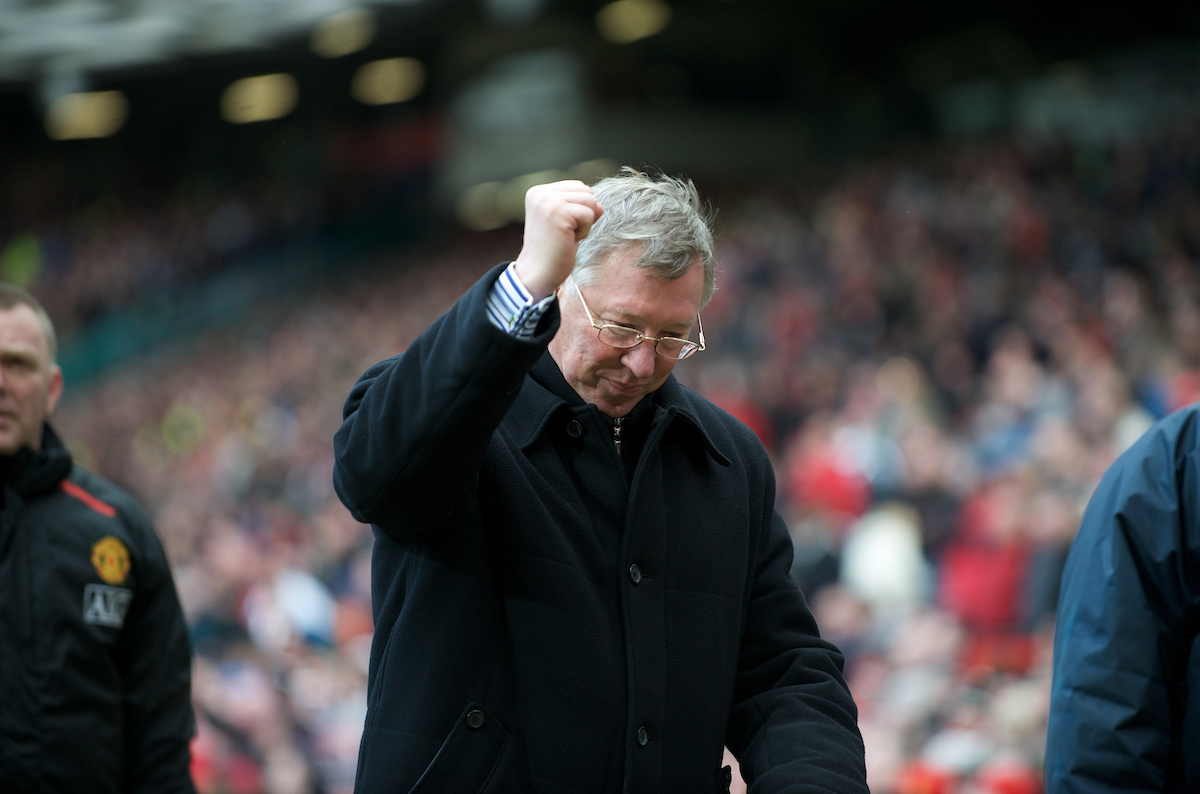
[1047,403,1200,792]
[333,264,867,794]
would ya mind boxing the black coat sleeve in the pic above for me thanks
[726,463,868,793]
[1045,408,1200,793]
[116,500,197,794]
[332,263,559,541]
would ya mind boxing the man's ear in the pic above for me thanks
[45,364,63,417]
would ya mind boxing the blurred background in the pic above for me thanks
[3,0,1200,791]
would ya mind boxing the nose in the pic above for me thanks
[621,341,657,379]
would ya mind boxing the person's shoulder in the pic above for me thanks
[1117,401,1200,472]
[1091,402,1200,510]
[660,378,767,462]
[61,466,158,538]
[1156,400,1200,444]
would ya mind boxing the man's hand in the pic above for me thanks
[512,181,603,300]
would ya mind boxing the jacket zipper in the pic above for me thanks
[612,417,623,458]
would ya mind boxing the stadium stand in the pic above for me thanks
[36,116,1200,792]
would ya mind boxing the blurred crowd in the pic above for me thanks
[40,119,1200,794]
[0,156,327,335]
[691,121,1200,793]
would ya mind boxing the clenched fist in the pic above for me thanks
[512,180,603,300]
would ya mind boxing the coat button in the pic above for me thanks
[628,564,642,585]
[566,420,583,438]
[724,766,733,788]
[636,726,649,747]
[466,709,485,729]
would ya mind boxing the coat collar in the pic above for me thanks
[1,423,74,508]
[506,353,731,466]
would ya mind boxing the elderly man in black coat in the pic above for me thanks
[333,170,868,793]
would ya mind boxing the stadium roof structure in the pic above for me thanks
[2,0,1196,92]
[0,0,1196,167]
[0,0,444,99]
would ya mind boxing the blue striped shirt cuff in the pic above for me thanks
[487,263,556,340]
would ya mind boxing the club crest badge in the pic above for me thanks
[91,536,131,586]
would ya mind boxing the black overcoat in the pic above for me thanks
[333,264,867,794]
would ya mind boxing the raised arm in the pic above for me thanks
[332,181,601,540]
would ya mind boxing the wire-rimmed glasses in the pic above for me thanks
[575,287,705,360]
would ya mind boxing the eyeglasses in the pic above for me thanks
[574,286,705,360]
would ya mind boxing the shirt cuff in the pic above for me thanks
[486,262,556,340]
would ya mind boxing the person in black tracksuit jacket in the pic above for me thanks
[0,285,195,793]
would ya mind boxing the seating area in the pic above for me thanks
[40,121,1200,793]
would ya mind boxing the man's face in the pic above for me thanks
[549,247,704,418]
[0,305,62,455]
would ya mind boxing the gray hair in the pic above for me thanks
[571,167,716,308]
[0,283,57,362]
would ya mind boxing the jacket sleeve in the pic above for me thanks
[117,502,197,794]
[726,472,868,793]
[332,263,559,541]
[1045,408,1200,793]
